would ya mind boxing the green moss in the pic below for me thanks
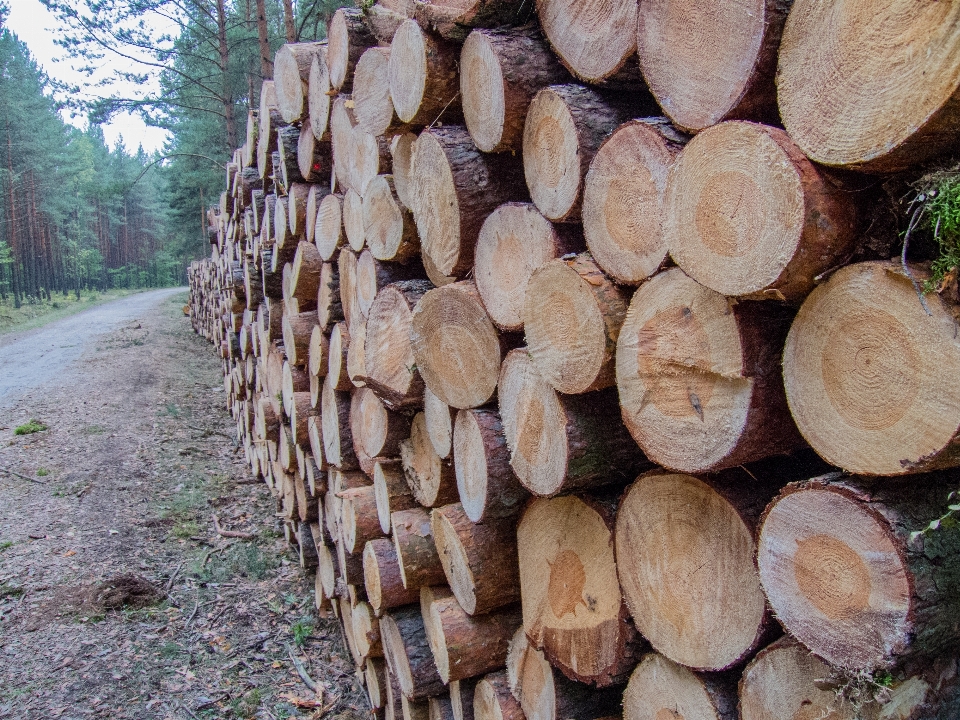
[911,169,960,291]
[14,419,47,435]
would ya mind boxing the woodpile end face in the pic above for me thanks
[188,2,960,718]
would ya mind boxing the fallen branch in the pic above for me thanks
[0,467,45,484]
[285,642,321,695]
[165,560,186,591]
[212,514,255,539]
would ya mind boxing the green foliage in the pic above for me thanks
[909,489,960,542]
[910,170,960,291]
[291,618,314,647]
[0,540,13,551]
[35,467,50,477]
[14,419,47,435]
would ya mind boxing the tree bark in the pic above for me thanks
[328,8,378,92]
[364,537,421,615]
[391,506,447,590]
[401,412,459,508]
[381,605,448,700]
[453,408,527,522]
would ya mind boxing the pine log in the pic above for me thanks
[347,316,369,388]
[473,672,521,720]
[305,186,322,246]
[274,42,326,123]
[364,280,432,410]
[421,585,522,683]
[289,390,315,448]
[523,85,639,222]
[367,657,390,711]
[616,267,803,473]
[356,249,422,319]
[292,240,323,303]
[616,470,778,671]
[321,371,360,469]
[315,193,345,261]
[523,253,628,394]
[282,311,316,367]
[374,460,417,534]
[783,261,960,475]
[282,360,311,416]
[308,52,332,141]
[317,538,340,600]
[343,188,366,253]
[364,537,421,615]
[391,506,447,590]
[461,27,569,153]
[401,412,458,508]
[518,493,643,686]
[776,0,960,173]
[424,387,455,460]
[341,485,386,554]
[308,325,329,378]
[297,121,332,182]
[367,2,413,45]
[363,176,420,263]
[474,203,582,332]
[582,118,685,285]
[384,662,405,720]
[410,126,526,278]
[453,408,527,522]
[355,47,405,136]
[328,8,378,92]
[432,503,519,615]
[353,598,384,660]
[410,281,503,410]
[622,653,737,720]
[352,387,411,464]
[257,82,283,178]
[337,533,366,587]
[308,414,326,467]
[328,322,353,391]
[664,121,858,302]
[256,394,282,445]
[389,20,461,127]
[499,348,647,496]
[316,262,343,330]
[341,597,363,664]
[413,0,530,42]
[338,247,360,330]
[390,132,417,211]
[350,126,393,196]
[331,94,358,191]
[277,124,305,187]
[295,470,319,522]
[429,696,455,720]
[381,605,448,700]
[299,520,320,569]
[450,679,477,720]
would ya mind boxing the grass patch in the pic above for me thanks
[36,467,50,477]
[231,688,262,719]
[0,288,148,336]
[0,540,13,552]
[909,168,960,291]
[0,583,24,598]
[171,520,201,539]
[14,419,48,435]
[190,542,278,583]
[82,424,107,435]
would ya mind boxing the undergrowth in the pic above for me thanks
[14,419,48,435]
[909,168,960,291]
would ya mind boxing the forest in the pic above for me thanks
[0,0,346,306]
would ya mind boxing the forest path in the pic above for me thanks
[0,291,363,720]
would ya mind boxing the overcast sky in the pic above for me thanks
[6,0,171,154]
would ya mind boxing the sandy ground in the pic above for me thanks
[0,290,365,720]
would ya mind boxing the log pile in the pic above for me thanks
[188,1,960,718]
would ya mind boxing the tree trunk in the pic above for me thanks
[623,653,737,720]
[389,20,461,126]
[216,0,236,150]
[391,506,447,590]
[401,412,459,508]
[328,8,378,92]
[364,537,421,615]
[380,605,448,700]
[282,0,296,43]
[363,176,420,263]
[255,0,272,78]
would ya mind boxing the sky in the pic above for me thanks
[6,0,171,154]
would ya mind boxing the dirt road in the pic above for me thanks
[0,291,363,720]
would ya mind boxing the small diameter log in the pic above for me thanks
[308,414,326,467]
[615,471,777,671]
[344,188,367,253]
[432,503,520,615]
[365,537,421,615]
[318,540,340,601]
[622,653,737,720]
[390,132,417,211]
[341,485,386,554]
[450,679,478,720]
[392,506,447,590]
[453,409,527,523]
[341,597,363,664]
[316,262,343,330]
[337,533,366,587]
[328,8,378,92]
[348,316,369,388]
[411,126,526,278]
[523,253,629,394]
[401,412,459,508]
[289,391,316,448]
[473,671,522,720]
[523,84,638,222]
[328,322,353,391]
[321,372,360,470]
[421,585,522,683]
[518,494,643,686]
[757,472,960,672]
[424,387,455,460]
[664,121,857,303]
[367,657,390,711]
[365,280,432,410]
[297,122,332,182]
[389,20,461,127]
[777,0,960,173]
[461,27,570,153]
[356,249,423,319]
[374,460,418,534]
[282,361,312,416]
[292,240,324,303]
[499,348,647,496]
[274,42,325,123]
[295,472,319,522]
[429,696,455,720]
[352,388,411,464]
[308,52,332,141]
[278,125,305,188]
[413,0,530,42]
[331,95,358,191]
[355,47,404,137]
[299,521,320,569]
[305,186,322,246]
[338,247,360,330]
[616,267,803,473]
[380,605,448,700]
[282,311,317,367]
[410,281,503,410]
[353,601,384,662]
[309,326,330,377]
[637,0,789,132]
[783,261,960,476]
[474,203,583,332]
[363,176,420,263]
[315,193,345,261]
[582,118,685,285]
[350,126,392,197]
[506,628,622,720]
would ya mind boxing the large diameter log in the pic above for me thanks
[664,121,858,303]
[354,599,384,660]
[413,0,530,42]
[421,586,522,683]
[274,43,325,123]
[523,85,639,222]
[616,267,803,473]
[365,280,432,410]
[499,348,647,496]
[308,52,331,141]
[367,657,390,711]
[392,506,447,590]
[365,537,420,615]
[355,47,405,137]
[389,20,461,127]
[582,118,685,285]
[363,175,420,263]
[473,672,521,720]
[623,653,737,720]
[381,605,447,700]
[777,0,960,173]
[453,409,527,522]
[282,311,317,367]
[518,494,643,687]
[432,503,520,615]
[411,126,526,278]
[321,372,359,469]
[401,412,459,508]
[474,203,583,332]
[783,261,960,476]
[615,471,777,671]
[461,27,570,153]
[637,0,788,132]
[410,281,503,410]
[757,472,960,671]
[506,628,622,720]
[523,253,629,394]
[315,193,345,261]
[328,8,378,92]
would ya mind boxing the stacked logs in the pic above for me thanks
[188,2,960,719]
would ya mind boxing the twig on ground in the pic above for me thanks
[0,467,45,484]
[165,560,186,591]
[212,514,255,539]
[285,642,320,694]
